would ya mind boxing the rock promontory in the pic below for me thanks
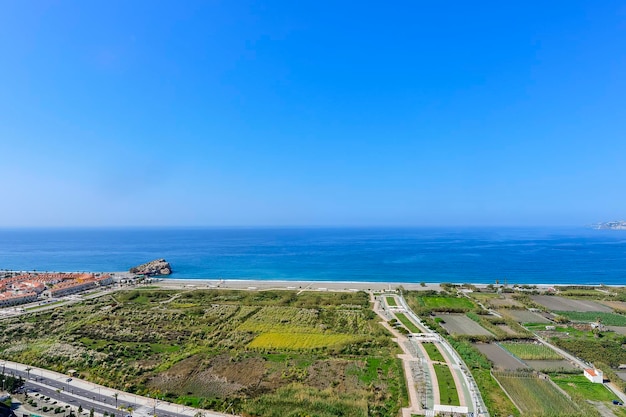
[129,259,172,276]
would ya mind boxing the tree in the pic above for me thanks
[78,405,83,414]
[0,372,24,393]
[89,408,94,417]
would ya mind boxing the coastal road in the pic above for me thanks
[1,361,235,417]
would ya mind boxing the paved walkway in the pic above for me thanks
[372,294,423,417]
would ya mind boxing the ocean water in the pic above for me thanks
[0,227,625,285]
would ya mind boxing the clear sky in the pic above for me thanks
[1,1,625,227]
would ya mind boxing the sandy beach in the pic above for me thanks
[156,277,445,292]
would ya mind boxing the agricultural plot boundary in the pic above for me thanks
[492,371,581,416]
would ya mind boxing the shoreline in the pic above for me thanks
[3,270,623,291]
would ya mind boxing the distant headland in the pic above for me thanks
[591,220,626,230]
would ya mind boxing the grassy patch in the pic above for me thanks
[420,296,475,311]
[550,374,615,402]
[423,343,445,362]
[395,312,420,333]
[385,297,397,307]
[433,363,459,406]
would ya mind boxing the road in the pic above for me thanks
[1,361,235,417]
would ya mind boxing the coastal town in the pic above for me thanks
[0,272,114,308]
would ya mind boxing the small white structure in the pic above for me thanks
[434,404,469,415]
[584,368,604,383]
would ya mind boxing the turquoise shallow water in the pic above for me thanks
[0,227,625,285]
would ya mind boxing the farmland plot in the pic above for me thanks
[435,314,493,336]
[493,371,581,416]
[554,311,626,326]
[500,342,562,360]
[530,296,612,312]
[524,360,578,372]
[500,309,550,324]
[600,300,626,312]
[473,343,526,370]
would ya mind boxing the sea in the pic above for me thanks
[0,227,625,285]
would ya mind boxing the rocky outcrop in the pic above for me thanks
[129,259,172,276]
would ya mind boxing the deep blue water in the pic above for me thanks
[0,227,625,285]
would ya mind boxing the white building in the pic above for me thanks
[584,368,603,383]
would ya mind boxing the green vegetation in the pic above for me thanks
[419,296,475,312]
[433,363,459,406]
[405,291,476,313]
[493,371,583,416]
[550,374,614,402]
[385,296,397,307]
[0,289,407,417]
[394,312,420,333]
[500,343,562,360]
[423,343,445,362]
[555,311,626,326]
[249,332,359,350]
[0,372,24,393]
[553,338,626,368]
[242,384,368,417]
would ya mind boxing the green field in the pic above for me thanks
[550,375,614,401]
[493,371,582,416]
[385,296,397,306]
[433,363,460,406]
[420,296,475,311]
[555,311,626,326]
[0,289,408,417]
[395,312,420,333]
[423,343,445,362]
[500,342,562,360]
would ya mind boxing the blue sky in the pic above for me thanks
[1,1,625,227]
